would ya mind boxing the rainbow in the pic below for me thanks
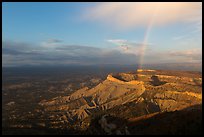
[138,6,159,69]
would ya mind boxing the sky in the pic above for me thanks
[2,2,202,67]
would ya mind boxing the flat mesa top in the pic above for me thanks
[136,69,202,79]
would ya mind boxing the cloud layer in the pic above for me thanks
[2,40,201,67]
[168,49,202,62]
[84,2,202,30]
[2,41,139,67]
[107,39,152,55]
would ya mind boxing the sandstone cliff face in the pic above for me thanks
[38,69,202,131]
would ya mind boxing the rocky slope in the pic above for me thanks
[38,69,202,134]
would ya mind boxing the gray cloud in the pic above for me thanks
[46,38,63,44]
[142,49,202,64]
[3,48,23,55]
[3,40,201,67]
[40,39,64,48]
[2,41,139,67]
[107,39,152,55]
[107,39,146,47]
[2,41,41,56]
[55,45,101,56]
[56,45,99,50]
[169,49,202,60]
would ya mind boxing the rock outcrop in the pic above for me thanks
[38,69,202,132]
[39,73,146,123]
